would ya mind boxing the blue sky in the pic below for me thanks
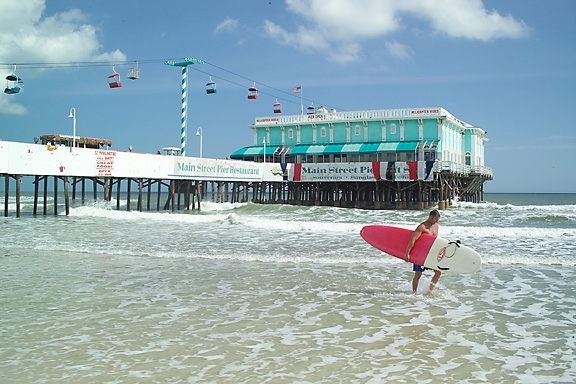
[1,0,575,193]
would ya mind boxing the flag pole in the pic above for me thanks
[300,84,303,115]
[293,84,303,114]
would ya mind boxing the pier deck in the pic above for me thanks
[1,140,491,217]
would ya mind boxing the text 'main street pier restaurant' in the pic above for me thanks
[231,106,492,209]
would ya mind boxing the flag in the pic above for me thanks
[288,163,302,181]
[408,161,418,180]
[423,160,435,181]
[292,86,301,93]
[394,162,412,181]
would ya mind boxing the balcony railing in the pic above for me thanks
[439,161,492,177]
[252,107,449,126]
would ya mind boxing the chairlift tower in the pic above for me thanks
[164,58,204,156]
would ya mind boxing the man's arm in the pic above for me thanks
[404,224,425,262]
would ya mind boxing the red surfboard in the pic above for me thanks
[360,225,482,274]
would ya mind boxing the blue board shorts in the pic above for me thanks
[413,264,430,272]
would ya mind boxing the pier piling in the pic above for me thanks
[2,168,489,217]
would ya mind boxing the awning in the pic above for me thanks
[360,143,380,153]
[377,142,398,152]
[420,140,436,149]
[323,144,344,154]
[230,146,260,159]
[307,145,326,155]
[264,145,280,155]
[341,143,363,153]
[231,141,420,159]
[244,147,264,156]
[288,145,310,156]
[396,142,418,151]
[230,145,280,159]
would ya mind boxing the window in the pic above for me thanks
[430,148,436,161]
[320,127,326,137]
[390,123,396,135]
[355,125,361,136]
[288,129,293,139]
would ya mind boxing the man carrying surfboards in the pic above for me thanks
[404,210,442,294]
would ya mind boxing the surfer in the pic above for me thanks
[404,209,442,293]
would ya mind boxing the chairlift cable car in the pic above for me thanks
[306,102,315,114]
[4,64,23,95]
[127,61,140,80]
[205,76,216,94]
[108,66,122,88]
[273,99,282,114]
[247,82,258,99]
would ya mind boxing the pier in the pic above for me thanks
[2,106,494,217]
[0,139,274,217]
[1,138,491,217]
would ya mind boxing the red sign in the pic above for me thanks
[95,150,116,176]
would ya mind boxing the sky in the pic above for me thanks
[0,0,575,193]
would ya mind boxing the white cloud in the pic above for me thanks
[265,0,529,62]
[402,0,529,41]
[215,18,240,33]
[0,0,126,115]
[385,41,413,61]
[0,96,27,115]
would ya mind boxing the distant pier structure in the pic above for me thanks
[1,137,274,217]
[1,107,492,217]
[231,106,492,209]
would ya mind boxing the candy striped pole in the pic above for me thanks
[164,58,204,156]
[180,66,187,155]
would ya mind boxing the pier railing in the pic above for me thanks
[2,140,491,216]
[253,107,455,126]
[438,161,492,177]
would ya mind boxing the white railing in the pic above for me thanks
[438,161,492,177]
[252,107,449,126]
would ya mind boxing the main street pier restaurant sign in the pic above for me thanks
[171,158,266,181]
[289,163,375,182]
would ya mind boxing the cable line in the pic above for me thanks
[0,57,346,111]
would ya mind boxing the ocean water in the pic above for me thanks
[1,193,575,383]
